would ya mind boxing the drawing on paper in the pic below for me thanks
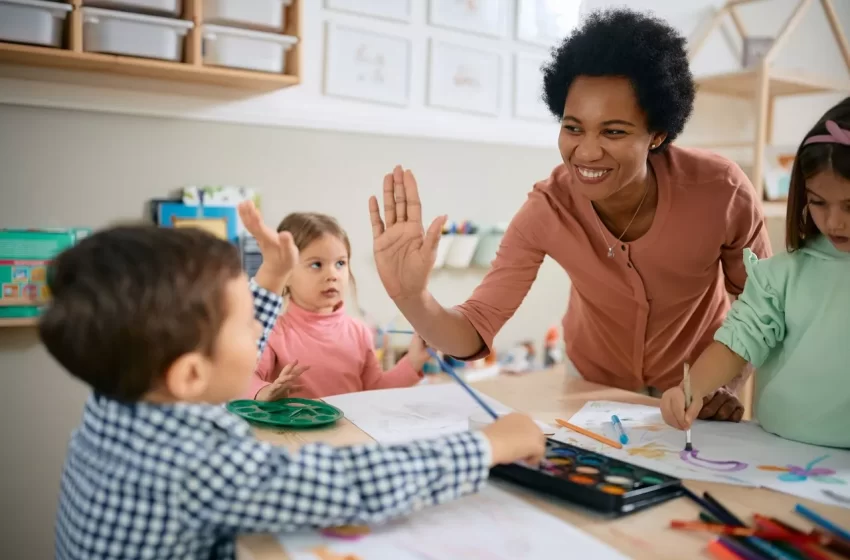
[626,442,676,459]
[680,449,748,472]
[758,455,847,484]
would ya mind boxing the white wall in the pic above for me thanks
[0,0,846,556]
[1,0,847,150]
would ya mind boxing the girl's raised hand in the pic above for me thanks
[369,166,447,301]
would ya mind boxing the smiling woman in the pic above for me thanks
[368,8,772,423]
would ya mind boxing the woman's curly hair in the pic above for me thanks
[542,8,696,151]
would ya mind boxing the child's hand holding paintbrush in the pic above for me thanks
[660,363,705,433]
[661,344,749,433]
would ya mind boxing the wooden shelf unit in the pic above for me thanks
[0,299,42,328]
[688,0,850,418]
[688,0,850,206]
[0,0,302,91]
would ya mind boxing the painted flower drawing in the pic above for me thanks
[758,455,846,484]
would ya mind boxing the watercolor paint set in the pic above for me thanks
[490,438,684,517]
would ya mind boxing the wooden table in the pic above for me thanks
[238,368,850,560]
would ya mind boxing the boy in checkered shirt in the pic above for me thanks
[44,202,545,560]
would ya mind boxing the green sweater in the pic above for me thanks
[715,235,849,448]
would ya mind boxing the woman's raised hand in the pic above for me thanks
[369,165,447,301]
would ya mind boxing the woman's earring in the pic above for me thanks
[650,144,656,149]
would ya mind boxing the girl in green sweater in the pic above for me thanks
[661,98,850,448]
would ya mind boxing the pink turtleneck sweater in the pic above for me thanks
[249,302,423,399]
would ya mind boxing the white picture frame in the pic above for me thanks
[514,53,552,122]
[324,23,412,107]
[516,0,582,47]
[427,40,501,116]
[324,0,413,23]
[428,0,506,38]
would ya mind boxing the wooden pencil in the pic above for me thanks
[554,419,623,449]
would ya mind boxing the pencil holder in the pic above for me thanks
[444,234,479,268]
[471,224,506,268]
[433,233,453,268]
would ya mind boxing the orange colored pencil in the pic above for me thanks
[555,419,623,449]
[707,540,746,560]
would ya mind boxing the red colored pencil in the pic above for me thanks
[753,516,832,560]
[707,539,747,560]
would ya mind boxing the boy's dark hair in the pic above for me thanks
[39,225,243,402]
[786,96,850,251]
[541,8,695,151]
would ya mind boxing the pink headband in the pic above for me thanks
[803,120,850,146]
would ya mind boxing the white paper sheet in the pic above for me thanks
[281,485,628,560]
[560,401,850,508]
[324,384,554,444]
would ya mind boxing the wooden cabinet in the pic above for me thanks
[0,0,302,90]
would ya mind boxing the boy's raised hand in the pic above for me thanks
[239,200,298,294]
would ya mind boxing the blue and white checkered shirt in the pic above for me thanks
[55,279,492,559]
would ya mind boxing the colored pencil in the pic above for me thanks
[702,492,799,560]
[425,348,500,419]
[682,487,734,524]
[753,517,831,560]
[554,419,623,449]
[708,539,749,560]
[704,492,744,525]
[762,518,850,560]
[794,503,850,542]
[384,329,414,335]
[671,521,799,539]
[719,536,773,560]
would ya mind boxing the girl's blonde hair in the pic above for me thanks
[276,212,357,298]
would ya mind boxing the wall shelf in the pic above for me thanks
[0,318,38,328]
[0,0,302,91]
[689,0,850,203]
[695,68,850,98]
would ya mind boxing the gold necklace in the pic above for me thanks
[593,181,650,259]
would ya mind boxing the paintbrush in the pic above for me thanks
[683,362,693,452]
[425,348,500,419]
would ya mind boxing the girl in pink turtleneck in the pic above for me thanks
[249,212,427,401]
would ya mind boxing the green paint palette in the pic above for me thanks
[226,398,343,429]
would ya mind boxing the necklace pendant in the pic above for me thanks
[607,247,615,259]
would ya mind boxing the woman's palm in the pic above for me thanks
[370,166,446,300]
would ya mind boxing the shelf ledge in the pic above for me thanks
[0,42,299,91]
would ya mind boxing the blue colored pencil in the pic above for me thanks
[426,348,500,419]
[384,329,415,335]
[794,503,850,542]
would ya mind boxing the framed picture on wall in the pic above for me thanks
[428,0,506,38]
[427,40,501,116]
[324,0,413,23]
[514,53,551,122]
[516,0,582,47]
[324,23,412,107]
